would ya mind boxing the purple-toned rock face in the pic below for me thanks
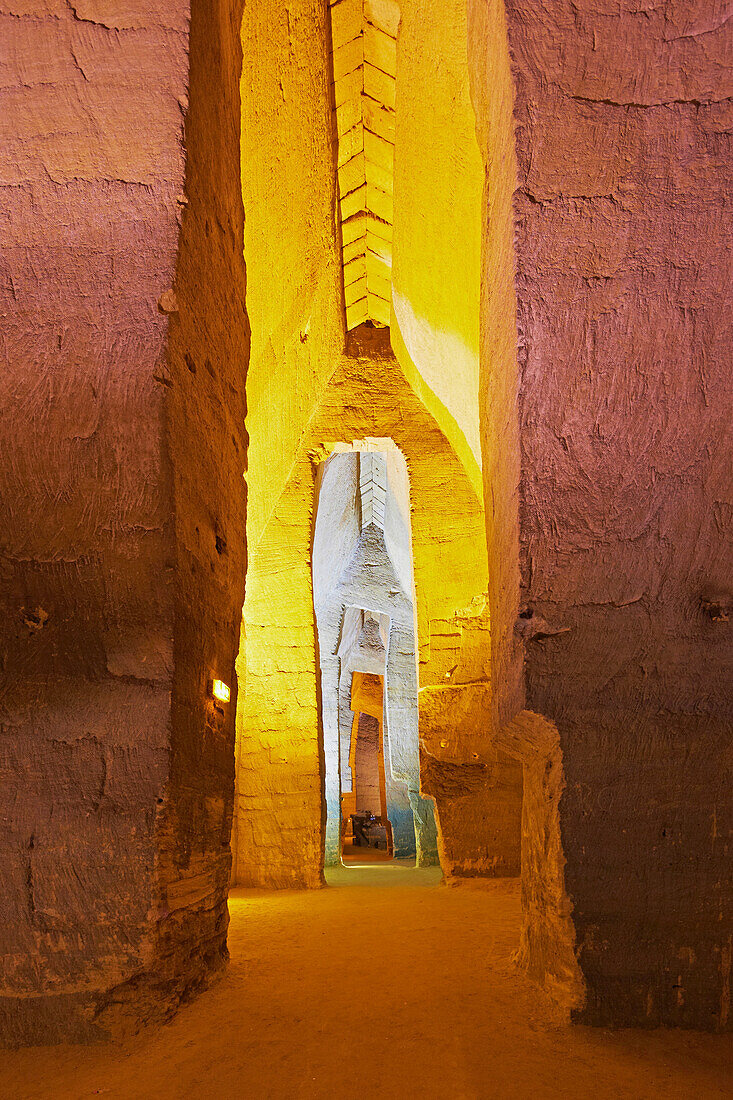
[502,0,733,1028]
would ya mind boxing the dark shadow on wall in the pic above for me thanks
[147,0,250,1032]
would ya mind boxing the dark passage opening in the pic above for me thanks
[342,672,394,862]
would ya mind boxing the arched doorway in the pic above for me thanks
[312,443,438,867]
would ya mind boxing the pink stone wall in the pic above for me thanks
[0,0,247,1043]
[504,0,733,1028]
[0,0,187,1042]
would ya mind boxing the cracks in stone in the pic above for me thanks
[568,93,733,110]
[664,13,733,43]
[68,42,90,83]
[0,10,62,21]
[64,0,112,31]
[62,0,179,33]
[92,751,107,812]
[105,668,164,688]
[25,833,36,927]
[540,593,648,611]
[518,186,622,207]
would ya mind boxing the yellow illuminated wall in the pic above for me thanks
[234,0,580,1017]
[234,345,488,886]
[240,0,343,547]
[391,0,484,468]
[236,0,494,888]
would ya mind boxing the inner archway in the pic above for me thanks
[312,442,436,867]
[232,334,492,888]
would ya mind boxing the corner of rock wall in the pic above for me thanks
[420,680,523,879]
[497,710,585,1013]
[151,0,249,1015]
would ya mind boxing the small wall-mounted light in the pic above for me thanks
[211,679,231,704]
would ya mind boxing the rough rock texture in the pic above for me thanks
[496,710,585,1010]
[329,0,399,328]
[0,0,186,1044]
[240,0,343,550]
[502,0,733,1029]
[422,751,523,878]
[0,0,247,1045]
[393,0,485,469]
[3,0,730,1045]
[419,676,522,881]
[156,0,248,1029]
[467,0,525,729]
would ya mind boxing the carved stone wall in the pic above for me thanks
[0,0,247,1044]
[329,0,399,327]
[2,0,729,1045]
[500,0,733,1029]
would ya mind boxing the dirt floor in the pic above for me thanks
[3,864,731,1099]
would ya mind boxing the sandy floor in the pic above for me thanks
[3,865,731,1099]
[341,841,393,862]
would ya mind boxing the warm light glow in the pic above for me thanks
[234,1,489,888]
[391,0,484,468]
[212,679,231,703]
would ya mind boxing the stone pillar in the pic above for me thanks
[0,0,248,1044]
[321,658,342,867]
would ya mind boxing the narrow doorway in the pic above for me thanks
[341,672,393,862]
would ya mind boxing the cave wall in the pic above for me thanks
[0,0,187,1044]
[422,749,523,878]
[0,0,247,1044]
[2,0,730,1044]
[393,0,484,467]
[235,0,502,888]
[502,0,733,1029]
